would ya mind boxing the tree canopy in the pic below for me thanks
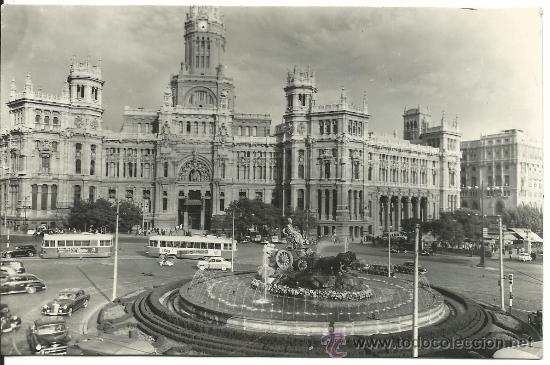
[225,198,285,238]
[501,204,543,235]
[67,198,142,232]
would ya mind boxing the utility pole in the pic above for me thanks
[508,274,514,314]
[111,200,120,301]
[387,225,392,277]
[412,224,420,358]
[498,215,505,311]
[231,206,235,272]
[479,183,485,267]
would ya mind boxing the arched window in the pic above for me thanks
[31,185,38,210]
[51,185,57,210]
[319,121,324,135]
[332,120,338,134]
[324,162,331,179]
[245,127,250,136]
[325,121,331,134]
[194,122,199,134]
[89,186,96,202]
[186,121,191,133]
[238,126,243,136]
[163,162,169,177]
[178,121,183,134]
[74,185,81,204]
[35,115,41,125]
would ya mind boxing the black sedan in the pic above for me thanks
[27,317,70,355]
[1,245,37,258]
[0,274,47,294]
[42,288,90,316]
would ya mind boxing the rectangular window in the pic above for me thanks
[162,191,168,211]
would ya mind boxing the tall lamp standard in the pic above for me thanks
[111,199,120,301]
[387,225,392,277]
[231,205,235,272]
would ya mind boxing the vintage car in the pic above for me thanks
[1,244,37,258]
[196,256,231,271]
[27,317,71,355]
[398,261,428,274]
[1,303,22,333]
[42,288,90,316]
[419,250,433,256]
[1,260,26,274]
[68,334,157,355]
[0,274,47,294]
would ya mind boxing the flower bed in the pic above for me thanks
[251,278,373,301]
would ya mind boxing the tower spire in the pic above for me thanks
[24,73,33,93]
[362,90,369,114]
[10,78,17,100]
[340,87,347,106]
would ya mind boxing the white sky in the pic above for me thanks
[0,1,544,141]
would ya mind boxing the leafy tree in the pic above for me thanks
[501,205,543,235]
[66,198,142,232]
[225,199,285,238]
[288,209,318,236]
[67,199,115,231]
[117,201,143,232]
[452,208,482,241]
[429,213,465,247]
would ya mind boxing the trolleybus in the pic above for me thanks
[147,235,235,259]
[40,233,113,258]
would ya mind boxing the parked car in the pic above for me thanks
[1,303,22,333]
[196,257,231,271]
[400,261,428,274]
[27,317,70,355]
[1,245,37,258]
[42,288,90,316]
[68,334,157,355]
[0,274,47,294]
[0,266,18,279]
[1,260,26,274]
[365,264,395,277]
[419,250,432,256]
[519,253,533,262]
[259,239,270,244]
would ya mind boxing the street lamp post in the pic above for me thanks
[231,206,235,272]
[112,199,120,301]
[412,224,420,357]
[387,225,392,277]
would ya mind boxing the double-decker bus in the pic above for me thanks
[147,235,235,259]
[40,233,113,258]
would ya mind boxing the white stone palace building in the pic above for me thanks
[460,129,543,214]
[0,6,461,241]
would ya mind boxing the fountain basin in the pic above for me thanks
[176,272,448,336]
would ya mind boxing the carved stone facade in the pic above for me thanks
[0,6,461,239]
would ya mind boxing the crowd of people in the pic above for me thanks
[250,279,373,301]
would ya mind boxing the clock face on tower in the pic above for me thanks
[198,20,208,31]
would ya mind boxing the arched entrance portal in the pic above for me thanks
[177,190,212,230]
[176,154,212,231]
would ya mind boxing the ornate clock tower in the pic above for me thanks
[170,6,235,111]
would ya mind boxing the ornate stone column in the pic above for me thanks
[396,196,402,231]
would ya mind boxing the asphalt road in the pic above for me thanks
[0,234,542,355]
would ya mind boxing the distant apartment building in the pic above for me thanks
[460,129,543,214]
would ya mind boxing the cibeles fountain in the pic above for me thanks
[128,219,540,356]
[177,218,447,336]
